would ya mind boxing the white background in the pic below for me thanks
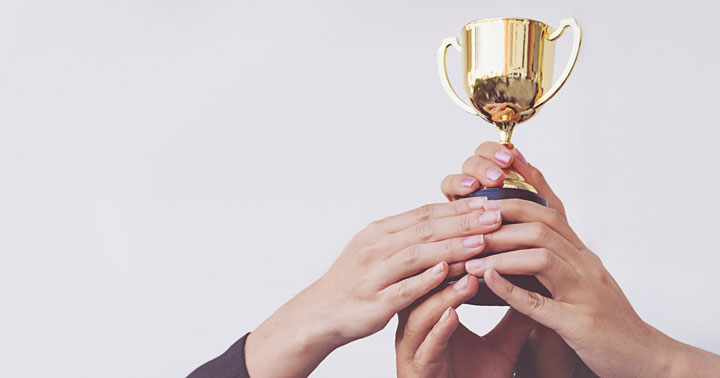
[1,0,719,377]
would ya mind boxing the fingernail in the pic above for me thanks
[486,167,503,181]
[440,307,452,323]
[432,261,446,275]
[515,149,528,166]
[489,268,501,281]
[461,177,477,188]
[468,197,487,209]
[484,200,503,211]
[478,210,501,225]
[495,150,511,165]
[465,259,484,273]
[462,235,484,248]
[453,275,469,291]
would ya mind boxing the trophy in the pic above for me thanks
[437,17,582,305]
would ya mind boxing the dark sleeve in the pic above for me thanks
[187,333,250,378]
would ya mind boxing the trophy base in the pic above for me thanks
[463,187,547,207]
[440,187,550,306]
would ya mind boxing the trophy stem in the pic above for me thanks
[496,122,516,147]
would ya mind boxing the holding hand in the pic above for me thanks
[395,275,534,378]
[447,142,720,377]
[245,198,503,378]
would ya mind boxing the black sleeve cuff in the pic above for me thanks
[187,333,250,378]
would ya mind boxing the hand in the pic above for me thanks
[441,142,578,378]
[456,170,675,377]
[245,198,504,378]
[395,274,534,378]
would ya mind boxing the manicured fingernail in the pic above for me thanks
[489,268,501,281]
[432,261,446,275]
[486,167,503,181]
[495,150,511,164]
[461,177,477,188]
[484,200,503,211]
[440,307,452,323]
[453,275,469,290]
[465,259,484,273]
[515,149,528,166]
[468,197,487,209]
[478,210,501,225]
[462,235,484,248]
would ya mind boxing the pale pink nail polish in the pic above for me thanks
[465,259,484,273]
[478,210,501,225]
[515,149,529,166]
[454,275,468,290]
[440,307,452,323]
[495,150,511,164]
[462,235,484,248]
[486,167,503,181]
[432,261,446,275]
[461,177,477,188]
[468,197,487,209]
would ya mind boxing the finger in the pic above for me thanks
[483,309,535,363]
[380,261,450,315]
[378,234,486,286]
[447,261,465,278]
[440,174,481,200]
[474,141,514,169]
[480,221,580,264]
[462,155,505,188]
[395,274,478,358]
[510,149,566,216]
[386,209,502,254]
[413,307,459,369]
[484,268,568,331]
[485,199,586,250]
[465,248,580,295]
[373,197,487,234]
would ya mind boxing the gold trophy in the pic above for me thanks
[437,17,582,305]
[438,17,581,206]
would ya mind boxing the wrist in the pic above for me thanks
[640,323,685,378]
[245,282,341,378]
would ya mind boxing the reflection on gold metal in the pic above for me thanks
[437,17,582,193]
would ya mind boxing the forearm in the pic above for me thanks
[244,282,341,378]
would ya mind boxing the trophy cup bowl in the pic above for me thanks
[437,17,582,305]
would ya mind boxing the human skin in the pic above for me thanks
[244,197,505,378]
[396,142,577,378]
[417,142,720,377]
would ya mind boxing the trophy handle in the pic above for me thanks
[534,19,582,108]
[437,37,481,116]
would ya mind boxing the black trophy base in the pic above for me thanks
[440,187,550,306]
[463,187,547,207]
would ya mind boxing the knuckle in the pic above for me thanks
[537,248,555,270]
[475,141,497,155]
[525,291,547,314]
[414,204,434,222]
[415,221,435,241]
[443,239,456,254]
[460,213,474,232]
[528,222,552,242]
[451,199,463,214]
[548,207,567,227]
[461,156,480,175]
[400,246,421,266]
[395,280,414,299]
[364,219,384,235]
[358,246,379,264]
